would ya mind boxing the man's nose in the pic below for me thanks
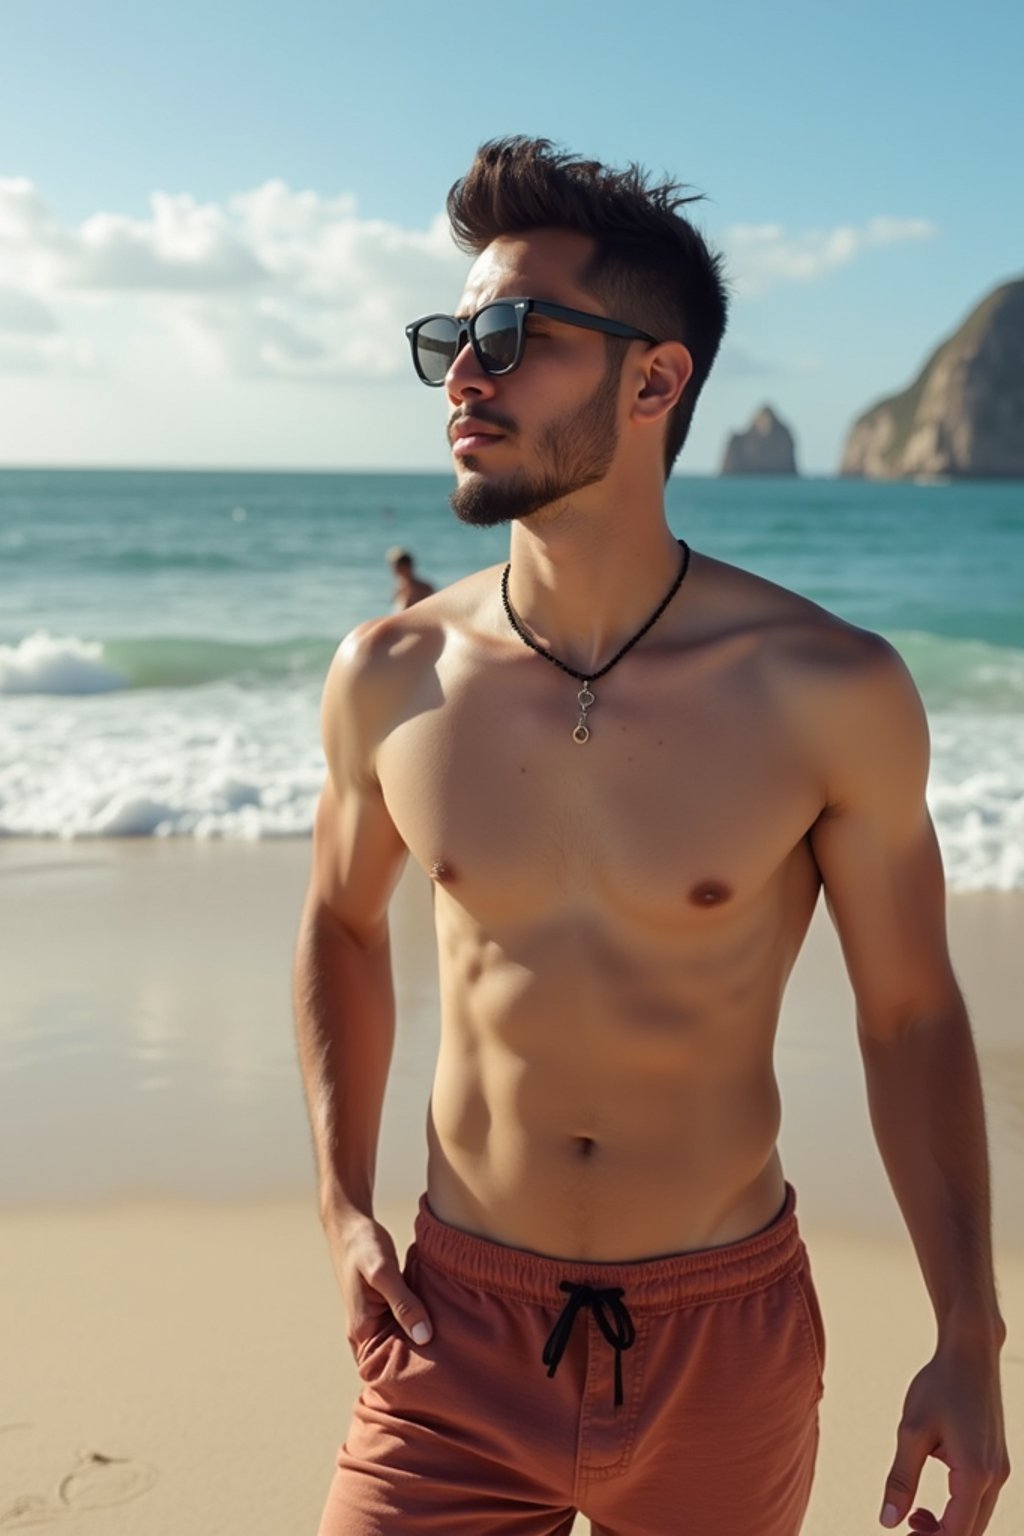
[445,338,497,405]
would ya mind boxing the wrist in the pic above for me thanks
[936,1302,1006,1352]
[319,1188,374,1234]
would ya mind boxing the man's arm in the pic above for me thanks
[293,623,432,1347]
[808,634,1009,1535]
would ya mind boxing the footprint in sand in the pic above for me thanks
[58,1452,158,1512]
[0,1497,53,1531]
[0,1451,158,1528]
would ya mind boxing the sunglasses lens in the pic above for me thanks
[473,304,520,374]
[414,317,459,384]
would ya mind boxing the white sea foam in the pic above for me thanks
[0,631,127,695]
[928,714,1024,891]
[892,631,1024,713]
[0,683,321,839]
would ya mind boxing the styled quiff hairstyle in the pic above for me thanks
[447,136,729,477]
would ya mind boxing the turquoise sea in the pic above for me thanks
[1,468,1022,888]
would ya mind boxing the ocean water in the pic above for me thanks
[1,468,1021,889]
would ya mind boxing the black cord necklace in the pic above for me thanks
[500,539,691,744]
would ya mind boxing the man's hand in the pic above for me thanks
[880,1335,1009,1534]
[325,1209,433,1350]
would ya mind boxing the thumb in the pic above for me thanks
[881,1422,929,1528]
[377,1272,433,1346]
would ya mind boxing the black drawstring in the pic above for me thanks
[542,1281,636,1408]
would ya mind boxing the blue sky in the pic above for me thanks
[1,0,1021,474]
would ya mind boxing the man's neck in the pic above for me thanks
[504,511,684,677]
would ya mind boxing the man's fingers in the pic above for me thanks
[970,1480,1002,1536]
[391,1279,433,1344]
[931,1462,993,1536]
[904,1462,1000,1536]
[363,1257,433,1345]
[889,1445,1008,1536]
[976,1474,1013,1536]
[881,1421,931,1527]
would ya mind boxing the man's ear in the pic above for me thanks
[631,342,693,425]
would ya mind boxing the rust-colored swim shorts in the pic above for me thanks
[317,1184,824,1535]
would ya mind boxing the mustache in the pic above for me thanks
[447,408,517,443]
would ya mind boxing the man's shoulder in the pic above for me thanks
[706,559,928,792]
[325,564,501,718]
[696,551,902,684]
[699,559,928,811]
[692,553,924,775]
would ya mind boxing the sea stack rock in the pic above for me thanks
[720,406,799,475]
[841,276,1024,479]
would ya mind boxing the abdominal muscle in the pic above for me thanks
[424,903,799,1262]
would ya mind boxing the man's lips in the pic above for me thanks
[448,417,510,455]
[452,433,504,457]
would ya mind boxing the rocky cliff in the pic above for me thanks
[841,276,1024,479]
[720,406,798,475]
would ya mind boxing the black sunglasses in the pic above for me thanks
[405,298,659,386]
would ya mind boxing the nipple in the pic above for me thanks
[690,880,732,907]
[430,859,453,883]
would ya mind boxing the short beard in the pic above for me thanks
[450,352,623,528]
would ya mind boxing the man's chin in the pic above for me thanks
[449,467,545,528]
[449,488,521,528]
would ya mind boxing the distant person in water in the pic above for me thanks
[386,547,435,610]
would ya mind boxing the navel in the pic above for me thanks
[571,1136,598,1160]
[689,879,732,908]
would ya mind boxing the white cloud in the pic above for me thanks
[165,292,402,381]
[725,215,938,295]
[0,177,467,382]
[716,342,824,380]
[0,177,64,245]
[0,285,59,334]
[74,193,268,290]
[716,342,774,378]
[0,333,95,374]
[0,179,75,293]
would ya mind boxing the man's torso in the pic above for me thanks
[360,550,869,1260]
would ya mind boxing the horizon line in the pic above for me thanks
[0,463,838,479]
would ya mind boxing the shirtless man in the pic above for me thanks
[386,546,436,610]
[294,138,1008,1535]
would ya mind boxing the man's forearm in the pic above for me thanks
[859,997,1004,1339]
[292,901,396,1225]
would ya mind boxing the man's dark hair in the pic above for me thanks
[446,136,729,477]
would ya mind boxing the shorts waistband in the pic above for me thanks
[412,1183,803,1311]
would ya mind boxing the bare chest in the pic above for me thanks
[377,649,823,930]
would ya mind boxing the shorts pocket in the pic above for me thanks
[788,1256,826,1399]
[348,1310,398,1375]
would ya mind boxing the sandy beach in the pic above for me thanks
[1,840,1021,1534]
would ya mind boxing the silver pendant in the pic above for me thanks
[573,682,595,744]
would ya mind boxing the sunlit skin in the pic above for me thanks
[295,228,1008,1534]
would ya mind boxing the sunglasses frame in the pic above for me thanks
[405,297,659,386]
